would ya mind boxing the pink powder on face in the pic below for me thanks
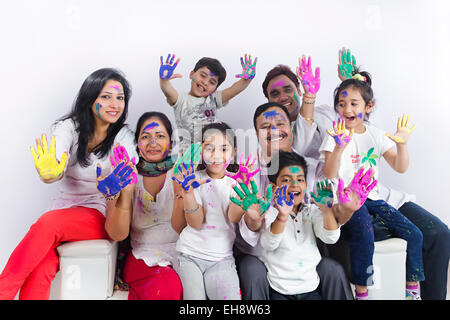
[271,80,285,89]
[109,85,122,94]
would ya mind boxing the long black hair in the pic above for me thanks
[59,68,131,167]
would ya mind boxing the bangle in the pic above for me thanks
[276,216,288,223]
[105,194,119,201]
[115,206,131,211]
[302,100,315,104]
[175,194,183,200]
[303,117,314,122]
[184,203,200,214]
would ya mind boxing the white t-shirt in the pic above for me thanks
[48,118,138,216]
[176,170,237,261]
[319,123,395,200]
[130,170,179,268]
[172,91,227,150]
[259,204,340,295]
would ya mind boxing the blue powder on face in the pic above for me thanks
[357,112,363,119]
[341,91,348,97]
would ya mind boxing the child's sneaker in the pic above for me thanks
[405,284,421,300]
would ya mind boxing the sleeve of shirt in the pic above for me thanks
[214,90,227,109]
[50,119,76,168]
[292,116,318,155]
[318,133,336,162]
[114,125,139,161]
[378,127,396,155]
[310,205,341,244]
[259,207,284,251]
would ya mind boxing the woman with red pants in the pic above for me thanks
[0,68,137,300]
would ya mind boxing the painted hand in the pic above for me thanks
[296,55,320,95]
[235,54,257,80]
[224,152,261,186]
[173,143,202,175]
[385,114,417,144]
[230,180,273,219]
[310,179,334,208]
[274,185,294,217]
[110,143,137,184]
[30,134,68,181]
[338,47,357,81]
[159,53,182,80]
[172,162,211,192]
[338,167,378,206]
[326,119,354,147]
[96,161,134,200]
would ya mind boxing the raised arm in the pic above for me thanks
[384,114,415,173]
[323,119,353,179]
[30,134,68,183]
[296,55,320,125]
[221,54,256,105]
[159,53,182,106]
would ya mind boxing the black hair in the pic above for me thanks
[333,70,374,121]
[262,64,300,99]
[59,68,131,167]
[267,151,308,184]
[197,122,238,172]
[135,111,173,156]
[253,102,291,131]
[194,57,227,87]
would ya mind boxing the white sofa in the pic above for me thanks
[49,238,408,300]
[49,239,119,300]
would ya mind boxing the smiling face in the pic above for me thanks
[337,86,374,133]
[91,79,125,124]
[275,165,307,207]
[137,117,171,162]
[189,66,219,97]
[202,130,234,178]
[267,75,302,120]
[255,106,293,156]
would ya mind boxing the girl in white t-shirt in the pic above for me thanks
[0,68,137,299]
[172,122,243,300]
[320,71,424,300]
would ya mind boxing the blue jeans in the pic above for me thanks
[342,199,425,286]
[398,201,450,300]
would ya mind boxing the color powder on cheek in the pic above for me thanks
[142,122,159,132]
[95,103,103,119]
[357,112,363,119]
[271,80,285,90]
[341,91,348,98]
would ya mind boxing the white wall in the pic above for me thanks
[1,0,449,270]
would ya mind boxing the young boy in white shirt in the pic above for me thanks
[260,151,374,300]
[159,53,256,152]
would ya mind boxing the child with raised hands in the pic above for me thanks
[172,122,244,300]
[0,68,137,299]
[159,53,256,152]
[258,151,374,300]
[320,71,425,300]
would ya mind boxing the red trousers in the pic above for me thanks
[123,252,182,300]
[0,207,109,300]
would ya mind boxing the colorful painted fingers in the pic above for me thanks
[236,54,257,80]
[224,152,261,186]
[110,143,137,184]
[96,161,134,200]
[385,114,417,144]
[30,134,68,181]
[338,47,357,80]
[159,53,181,80]
[230,180,273,217]
[310,179,334,208]
[338,167,378,206]
[327,119,354,147]
[172,161,210,192]
[296,55,320,95]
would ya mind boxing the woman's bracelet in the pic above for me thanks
[184,203,200,214]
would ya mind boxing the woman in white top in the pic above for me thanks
[0,68,137,299]
[104,112,183,300]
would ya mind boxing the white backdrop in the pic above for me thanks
[1,0,449,270]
